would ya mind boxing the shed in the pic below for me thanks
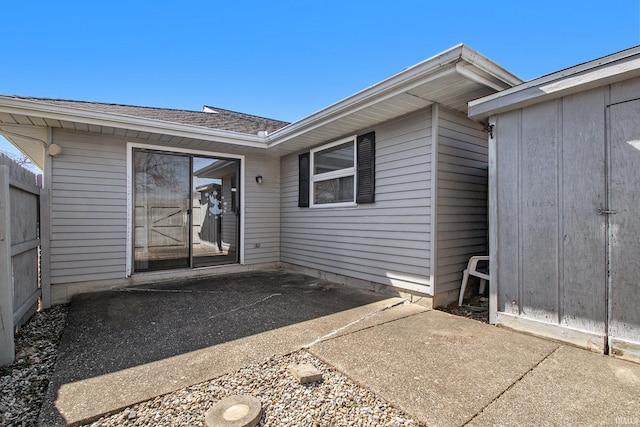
[0,44,520,309]
[469,46,640,362]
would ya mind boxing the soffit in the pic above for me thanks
[469,45,640,120]
[0,44,521,164]
[0,99,272,168]
[267,45,521,156]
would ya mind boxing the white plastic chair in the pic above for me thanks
[458,256,490,306]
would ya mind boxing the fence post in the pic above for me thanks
[39,174,51,309]
[0,165,15,366]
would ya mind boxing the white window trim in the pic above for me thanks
[310,135,357,208]
[126,142,245,276]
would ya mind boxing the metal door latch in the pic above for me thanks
[597,208,617,215]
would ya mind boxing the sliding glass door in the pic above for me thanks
[192,156,239,267]
[133,149,239,272]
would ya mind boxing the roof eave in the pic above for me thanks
[0,96,268,148]
[267,44,522,148]
[469,45,640,121]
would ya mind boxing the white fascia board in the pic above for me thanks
[455,63,513,92]
[457,45,523,88]
[266,45,466,146]
[267,44,521,148]
[0,96,267,148]
[469,45,640,120]
[267,65,456,145]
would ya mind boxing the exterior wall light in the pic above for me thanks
[255,175,263,184]
[48,143,62,157]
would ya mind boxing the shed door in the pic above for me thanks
[608,99,640,356]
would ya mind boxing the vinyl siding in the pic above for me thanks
[220,173,238,253]
[49,129,280,285]
[281,108,432,293]
[435,107,488,293]
[50,129,127,283]
[243,154,281,264]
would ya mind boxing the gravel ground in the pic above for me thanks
[1,298,492,427]
[2,303,424,427]
[85,351,424,427]
[0,304,68,427]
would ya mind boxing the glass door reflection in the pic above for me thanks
[134,150,190,272]
[192,157,239,267]
[133,150,240,273]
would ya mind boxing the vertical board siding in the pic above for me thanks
[50,129,128,283]
[608,97,640,346]
[494,88,610,334]
[435,108,489,293]
[519,101,560,322]
[495,110,521,316]
[560,88,606,332]
[280,109,433,292]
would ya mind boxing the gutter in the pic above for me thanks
[0,44,523,151]
[267,44,522,147]
[0,96,268,148]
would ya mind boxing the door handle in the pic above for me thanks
[597,208,617,215]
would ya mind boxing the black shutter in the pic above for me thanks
[356,132,375,204]
[298,152,310,207]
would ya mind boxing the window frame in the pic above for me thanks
[309,135,357,208]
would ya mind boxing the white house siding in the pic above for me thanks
[243,154,281,264]
[50,129,128,284]
[280,108,433,293]
[49,130,280,288]
[434,107,488,294]
[220,173,237,253]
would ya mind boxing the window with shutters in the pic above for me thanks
[299,132,375,208]
[310,136,357,207]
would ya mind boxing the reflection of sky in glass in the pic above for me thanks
[194,157,218,171]
[193,157,222,189]
[315,141,354,174]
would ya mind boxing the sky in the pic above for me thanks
[1,0,639,169]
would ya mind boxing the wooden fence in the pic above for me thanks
[0,154,42,366]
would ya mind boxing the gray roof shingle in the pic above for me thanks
[10,96,290,135]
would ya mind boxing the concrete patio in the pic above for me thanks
[40,270,640,426]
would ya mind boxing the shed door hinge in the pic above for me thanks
[484,124,494,139]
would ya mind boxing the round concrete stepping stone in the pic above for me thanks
[205,395,262,427]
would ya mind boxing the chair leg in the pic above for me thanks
[458,269,470,306]
[479,279,487,295]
